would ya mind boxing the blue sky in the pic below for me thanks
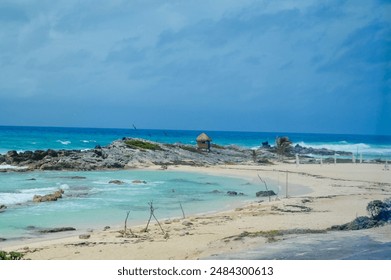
[0,0,390,135]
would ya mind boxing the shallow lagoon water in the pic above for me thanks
[0,170,265,241]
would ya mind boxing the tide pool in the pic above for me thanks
[0,170,266,241]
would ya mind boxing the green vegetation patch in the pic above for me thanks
[125,140,162,151]
[0,251,24,260]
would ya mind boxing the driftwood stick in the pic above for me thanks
[152,212,165,235]
[144,202,154,232]
[179,201,186,219]
[258,174,271,202]
[144,201,165,235]
[124,211,134,237]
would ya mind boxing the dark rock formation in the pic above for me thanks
[367,199,391,221]
[227,191,245,196]
[256,190,277,197]
[262,141,271,148]
[33,189,64,203]
[0,137,359,172]
[292,144,352,156]
[0,205,6,213]
[38,227,76,233]
[109,180,125,185]
[329,216,382,231]
[330,198,391,231]
[132,180,147,184]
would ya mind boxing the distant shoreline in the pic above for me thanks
[2,136,389,174]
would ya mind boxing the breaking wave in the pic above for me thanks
[56,140,71,145]
[296,141,391,156]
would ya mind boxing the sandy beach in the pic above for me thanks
[2,162,391,260]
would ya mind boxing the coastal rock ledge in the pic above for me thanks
[0,137,350,171]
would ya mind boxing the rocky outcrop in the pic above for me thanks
[227,191,245,196]
[367,199,391,221]
[33,189,64,203]
[256,190,277,197]
[0,138,258,171]
[0,205,6,213]
[292,144,352,156]
[0,137,356,172]
[330,198,391,231]
[109,180,125,185]
[38,227,76,233]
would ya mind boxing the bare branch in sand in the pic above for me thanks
[258,174,271,202]
[179,201,186,219]
[123,211,134,237]
[144,201,166,236]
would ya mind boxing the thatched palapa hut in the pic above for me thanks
[196,133,212,151]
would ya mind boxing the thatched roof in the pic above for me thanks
[196,133,212,142]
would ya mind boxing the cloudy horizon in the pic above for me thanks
[0,0,390,135]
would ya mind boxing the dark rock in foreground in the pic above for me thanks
[329,216,383,231]
[330,198,391,231]
[367,199,391,221]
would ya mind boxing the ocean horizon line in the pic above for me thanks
[1,124,390,137]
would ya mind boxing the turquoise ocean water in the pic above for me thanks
[0,169,261,241]
[1,126,391,158]
[0,126,390,242]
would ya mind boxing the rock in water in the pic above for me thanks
[132,180,147,184]
[0,205,6,212]
[39,227,76,233]
[33,189,64,202]
[109,180,125,185]
[256,190,276,197]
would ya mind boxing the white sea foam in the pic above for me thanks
[56,140,71,145]
[0,164,28,170]
[80,140,96,143]
[296,141,391,156]
[0,192,34,205]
